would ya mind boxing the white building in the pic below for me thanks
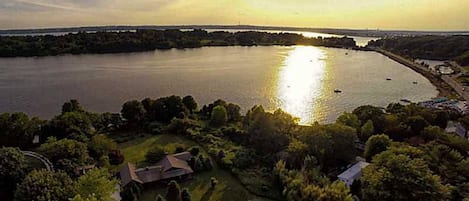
[337,161,370,186]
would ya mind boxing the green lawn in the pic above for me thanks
[24,155,46,170]
[118,134,270,201]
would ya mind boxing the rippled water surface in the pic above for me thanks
[0,46,438,123]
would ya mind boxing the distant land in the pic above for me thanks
[1,25,468,37]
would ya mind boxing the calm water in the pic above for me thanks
[0,46,438,123]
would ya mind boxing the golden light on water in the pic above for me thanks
[277,46,326,124]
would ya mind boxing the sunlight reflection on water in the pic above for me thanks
[277,46,326,124]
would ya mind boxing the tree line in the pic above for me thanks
[367,35,469,66]
[0,29,357,57]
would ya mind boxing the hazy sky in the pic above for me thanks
[1,0,468,30]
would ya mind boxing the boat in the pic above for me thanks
[334,89,342,93]
[386,78,392,81]
[400,99,411,103]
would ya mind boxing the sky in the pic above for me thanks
[0,0,468,30]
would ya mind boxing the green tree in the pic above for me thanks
[299,124,357,170]
[120,182,142,201]
[38,137,91,173]
[364,134,391,161]
[75,168,119,201]
[166,180,181,201]
[360,120,374,141]
[62,99,84,114]
[210,105,228,126]
[0,147,26,198]
[226,103,242,122]
[406,115,428,135]
[182,96,198,114]
[44,111,93,139]
[181,188,191,201]
[145,147,167,164]
[362,146,451,201]
[88,134,117,160]
[302,181,354,201]
[15,170,76,201]
[0,112,43,148]
[121,100,145,125]
[336,112,361,130]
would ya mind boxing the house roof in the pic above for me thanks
[338,161,370,181]
[119,163,143,186]
[173,152,192,161]
[119,153,194,187]
[156,153,193,172]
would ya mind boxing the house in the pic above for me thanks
[119,152,194,187]
[446,121,469,139]
[337,161,370,186]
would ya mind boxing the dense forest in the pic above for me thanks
[0,29,357,57]
[1,95,469,201]
[367,35,469,66]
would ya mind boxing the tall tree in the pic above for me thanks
[181,188,191,201]
[75,168,119,201]
[38,137,91,174]
[166,180,181,201]
[182,96,198,114]
[121,100,145,125]
[336,112,361,130]
[88,134,117,160]
[62,99,84,114]
[0,147,26,198]
[364,134,391,161]
[0,112,43,148]
[15,170,76,201]
[210,105,228,126]
[362,145,451,201]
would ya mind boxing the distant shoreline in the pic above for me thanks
[0,29,360,58]
[1,25,468,38]
[372,47,462,100]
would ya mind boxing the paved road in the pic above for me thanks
[22,151,54,171]
[373,47,469,100]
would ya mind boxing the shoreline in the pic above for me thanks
[371,47,463,100]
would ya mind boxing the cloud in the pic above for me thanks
[14,0,82,11]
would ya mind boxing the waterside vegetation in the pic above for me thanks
[0,95,469,201]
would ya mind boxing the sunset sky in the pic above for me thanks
[1,0,468,30]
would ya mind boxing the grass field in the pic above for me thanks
[118,134,270,201]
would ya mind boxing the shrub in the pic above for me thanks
[145,147,166,164]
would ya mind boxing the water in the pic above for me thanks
[0,46,437,123]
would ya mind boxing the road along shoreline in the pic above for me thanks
[371,47,464,100]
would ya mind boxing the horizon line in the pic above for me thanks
[1,24,468,34]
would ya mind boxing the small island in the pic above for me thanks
[0,29,357,57]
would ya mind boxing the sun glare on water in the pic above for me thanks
[277,46,326,124]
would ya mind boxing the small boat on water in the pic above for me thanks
[334,89,342,93]
[400,99,412,103]
[386,78,392,81]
